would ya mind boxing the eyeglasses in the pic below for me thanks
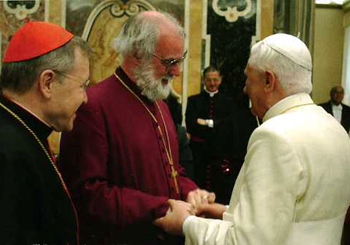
[152,51,187,70]
[53,70,90,91]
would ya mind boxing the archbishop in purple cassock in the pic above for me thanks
[58,11,205,245]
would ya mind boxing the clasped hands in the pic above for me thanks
[154,189,226,236]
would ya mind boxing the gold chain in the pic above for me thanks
[0,101,80,244]
[114,73,179,194]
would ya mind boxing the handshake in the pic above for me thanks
[154,188,227,236]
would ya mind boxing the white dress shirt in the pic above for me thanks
[332,103,342,123]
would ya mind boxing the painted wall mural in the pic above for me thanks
[0,0,45,67]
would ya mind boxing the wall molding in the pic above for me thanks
[3,0,40,20]
[344,10,350,27]
[212,0,253,22]
[82,0,155,40]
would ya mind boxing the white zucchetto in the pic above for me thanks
[262,33,312,71]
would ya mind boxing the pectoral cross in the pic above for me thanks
[170,165,179,194]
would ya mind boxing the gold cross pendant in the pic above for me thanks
[170,167,179,194]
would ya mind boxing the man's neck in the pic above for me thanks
[204,87,219,97]
[331,101,341,106]
[2,89,50,127]
[121,56,140,82]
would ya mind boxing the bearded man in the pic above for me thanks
[58,11,213,245]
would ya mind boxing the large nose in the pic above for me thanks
[209,79,216,85]
[243,79,248,94]
[168,63,182,77]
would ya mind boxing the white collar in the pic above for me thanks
[263,93,314,122]
[204,87,219,97]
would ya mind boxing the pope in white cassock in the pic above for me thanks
[154,33,350,245]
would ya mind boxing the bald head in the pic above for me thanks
[142,11,183,36]
[330,85,344,106]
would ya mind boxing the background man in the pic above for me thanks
[186,65,233,192]
[59,11,213,245]
[319,85,350,133]
[0,21,91,244]
[155,33,350,245]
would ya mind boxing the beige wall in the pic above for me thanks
[313,6,344,104]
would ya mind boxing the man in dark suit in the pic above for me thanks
[186,65,233,190]
[319,85,350,133]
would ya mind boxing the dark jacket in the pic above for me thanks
[319,100,350,132]
[0,95,77,245]
[186,91,233,143]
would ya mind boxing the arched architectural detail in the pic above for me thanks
[82,0,156,40]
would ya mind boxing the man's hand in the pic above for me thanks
[154,199,194,235]
[196,202,227,219]
[197,118,208,126]
[197,119,213,128]
[187,188,216,209]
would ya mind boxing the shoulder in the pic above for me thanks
[82,74,129,113]
[318,101,331,107]
[342,103,350,110]
[87,74,121,100]
[188,93,201,100]
[188,92,206,102]
[0,116,30,146]
[0,122,38,165]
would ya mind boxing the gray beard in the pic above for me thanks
[133,59,173,101]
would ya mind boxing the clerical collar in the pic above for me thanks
[263,93,314,122]
[204,87,219,97]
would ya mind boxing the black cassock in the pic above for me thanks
[0,95,77,245]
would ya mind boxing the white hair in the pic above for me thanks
[133,58,172,101]
[114,11,184,62]
[248,37,312,96]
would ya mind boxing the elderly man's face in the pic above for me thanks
[133,31,185,101]
[243,64,267,119]
[152,32,185,84]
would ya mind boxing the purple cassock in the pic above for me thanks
[59,67,198,245]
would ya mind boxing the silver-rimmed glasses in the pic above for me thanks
[152,51,187,70]
[53,70,90,91]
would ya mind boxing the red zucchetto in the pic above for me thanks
[2,21,74,62]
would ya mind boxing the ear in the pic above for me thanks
[217,76,222,85]
[38,70,56,99]
[264,70,277,93]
